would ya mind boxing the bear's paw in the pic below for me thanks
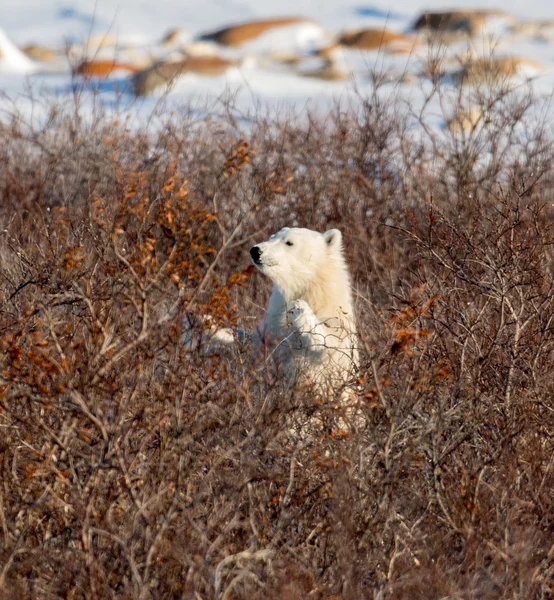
[287,299,319,332]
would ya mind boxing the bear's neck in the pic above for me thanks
[264,259,355,335]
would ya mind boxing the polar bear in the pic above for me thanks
[185,227,359,398]
[248,227,358,393]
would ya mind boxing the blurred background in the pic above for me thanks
[0,0,553,122]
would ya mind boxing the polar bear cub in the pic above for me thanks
[249,227,358,393]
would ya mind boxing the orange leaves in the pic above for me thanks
[62,246,86,271]
[388,285,437,357]
[4,336,24,369]
[389,294,438,325]
[226,266,254,289]
[265,167,293,196]
[86,156,225,297]
[0,138,257,507]
[328,428,350,440]
[391,327,430,357]
[2,330,62,395]
[269,487,285,505]
[196,266,254,325]
[221,138,253,178]
[383,285,451,389]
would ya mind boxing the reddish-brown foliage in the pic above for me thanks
[0,73,553,599]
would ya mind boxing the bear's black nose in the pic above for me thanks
[250,246,262,264]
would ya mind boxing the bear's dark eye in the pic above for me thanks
[285,241,293,246]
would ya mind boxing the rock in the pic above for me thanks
[509,19,554,42]
[134,62,186,96]
[86,34,118,49]
[413,10,511,36]
[338,28,415,50]
[301,64,346,81]
[201,17,314,46]
[267,50,305,65]
[386,42,417,55]
[315,44,340,58]
[133,56,236,96]
[179,55,236,74]
[74,60,140,77]
[296,45,348,80]
[21,44,56,62]
[454,56,543,85]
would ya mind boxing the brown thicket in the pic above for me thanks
[0,69,553,599]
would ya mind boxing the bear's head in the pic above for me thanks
[249,227,345,298]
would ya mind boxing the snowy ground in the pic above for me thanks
[1,0,554,127]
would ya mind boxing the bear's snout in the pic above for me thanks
[250,246,262,264]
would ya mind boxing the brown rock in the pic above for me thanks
[268,50,304,65]
[74,60,140,77]
[201,17,313,46]
[413,10,510,36]
[22,44,56,62]
[509,19,554,42]
[301,65,346,81]
[315,43,340,58]
[133,56,236,96]
[455,56,543,85]
[386,43,416,55]
[181,55,236,74]
[338,28,415,50]
[86,34,117,48]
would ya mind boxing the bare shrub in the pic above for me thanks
[0,69,553,599]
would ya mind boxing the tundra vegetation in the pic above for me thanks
[1,64,554,599]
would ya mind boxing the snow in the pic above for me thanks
[0,0,553,127]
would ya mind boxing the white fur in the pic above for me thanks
[184,227,359,399]
[250,227,358,393]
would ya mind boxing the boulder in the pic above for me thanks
[454,56,543,84]
[74,60,140,77]
[86,34,118,49]
[338,28,415,50]
[301,64,346,81]
[413,10,510,36]
[133,56,236,96]
[21,44,56,62]
[509,19,554,42]
[267,50,304,65]
[201,17,313,46]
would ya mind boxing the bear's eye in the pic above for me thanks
[285,241,293,246]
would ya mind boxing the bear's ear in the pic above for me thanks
[272,227,289,240]
[323,229,342,251]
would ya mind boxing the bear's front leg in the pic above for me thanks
[183,314,250,355]
[287,300,327,351]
